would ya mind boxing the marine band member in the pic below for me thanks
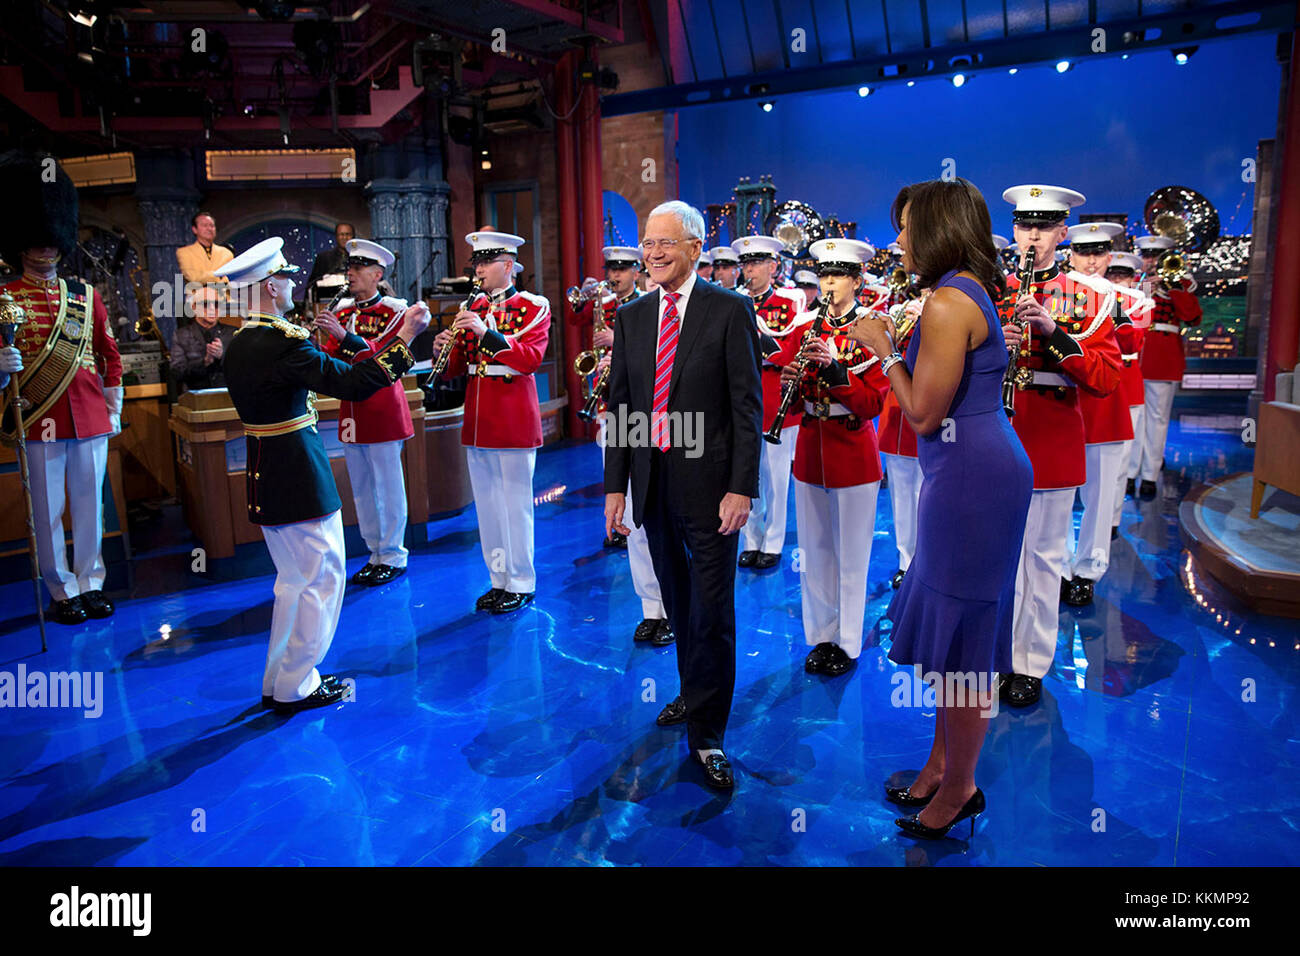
[313,239,414,587]
[0,152,122,626]
[1060,222,1135,607]
[218,238,428,713]
[996,185,1122,707]
[695,249,714,283]
[709,245,741,290]
[779,238,888,677]
[732,234,804,570]
[1134,234,1201,498]
[1105,251,1153,524]
[432,231,551,614]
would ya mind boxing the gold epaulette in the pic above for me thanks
[239,314,310,340]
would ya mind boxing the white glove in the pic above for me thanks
[104,385,124,437]
[0,346,21,374]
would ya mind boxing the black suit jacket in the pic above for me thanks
[603,278,763,526]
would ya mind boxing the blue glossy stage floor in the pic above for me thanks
[2,402,1297,867]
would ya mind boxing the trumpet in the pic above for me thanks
[887,266,911,303]
[765,292,832,444]
[565,278,609,311]
[431,278,484,378]
[1156,250,1188,290]
[1002,247,1036,417]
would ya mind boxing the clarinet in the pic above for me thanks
[1001,247,1036,418]
[764,295,832,444]
[431,279,484,378]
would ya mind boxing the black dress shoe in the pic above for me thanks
[272,679,349,715]
[79,589,114,618]
[737,550,758,568]
[633,618,659,642]
[896,788,985,839]
[1060,576,1073,601]
[603,531,628,549]
[475,587,505,611]
[650,620,675,646]
[265,674,346,708]
[50,597,87,626]
[1065,576,1094,606]
[891,568,906,589]
[368,564,406,586]
[1001,674,1042,708]
[1111,526,1119,540]
[753,552,780,570]
[1125,478,1136,497]
[694,751,735,790]
[491,591,534,614]
[805,642,835,673]
[1139,479,1157,499]
[350,563,378,586]
[656,695,687,726]
[886,779,937,807]
[820,644,856,677]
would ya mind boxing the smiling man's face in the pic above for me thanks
[641,213,701,293]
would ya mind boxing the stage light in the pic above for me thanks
[952,73,967,88]
[69,5,96,27]
[1172,46,1198,65]
[480,147,492,171]
[906,80,915,87]
[857,86,870,97]
[1055,60,1071,73]
[1008,68,1018,75]
[759,100,774,112]
[1121,54,1129,60]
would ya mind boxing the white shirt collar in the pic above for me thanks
[657,270,697,330]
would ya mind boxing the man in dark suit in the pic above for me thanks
[604,200,763,790]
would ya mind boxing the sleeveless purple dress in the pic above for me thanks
[885,270,1032,677]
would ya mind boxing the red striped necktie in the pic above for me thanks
[650,291,681,451]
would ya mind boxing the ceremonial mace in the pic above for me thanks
[0,291,47,652]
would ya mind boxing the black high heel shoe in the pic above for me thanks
[895,788,985,839]
[885,780,937,807]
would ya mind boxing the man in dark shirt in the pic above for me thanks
[305,223,355,307]
[170,285,236,390]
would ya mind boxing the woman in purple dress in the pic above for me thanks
[851,178,1032,839]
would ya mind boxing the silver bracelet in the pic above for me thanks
[880,352,905,375]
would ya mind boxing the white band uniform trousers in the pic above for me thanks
[1012,488,1074,678]
[27,435,109,602]
[1138,380,1177,483]
[794,478,879,658]
[1115,403,1144,526]
[598,421,665,618]
[1069,441,1126,581]
[342,439,409,568]
[742,423,796,554]
[261,510,346,702]
[466,446,537,594]
[882,453,922,572]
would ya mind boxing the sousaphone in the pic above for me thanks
[764,200,826,259]
[1143,185,1219,253]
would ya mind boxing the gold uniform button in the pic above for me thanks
[254,472,260,479]
[255,505,262,513]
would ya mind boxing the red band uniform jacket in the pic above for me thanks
[441,284,551,449]
[324,294,414,444]
[997,265,1123,489]
[752,286,806,432]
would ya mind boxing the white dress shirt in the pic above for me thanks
[655,269,698,339]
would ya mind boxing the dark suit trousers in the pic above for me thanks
[641,449,739,752]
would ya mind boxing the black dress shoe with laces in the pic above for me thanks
[891,569,906,589]
[475,587,505,611]
[694,751,735,790]
[50,597,87,626]
[1139,479,1157,499]
[804,642,835,673]
[350,563,378,586]
[79,589,114,618]
[656,695,687,726]
[633,618,659,642]
[820,644,856,677]
[650,620,675,646]
[896,788,985,839]
[272,679,349,715]
[753,552,780,570]
[1001,673,1042,708]
[491,591,534,614]
[368,564,406,586]
[265,674,346,709]
[737,551,758,568]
